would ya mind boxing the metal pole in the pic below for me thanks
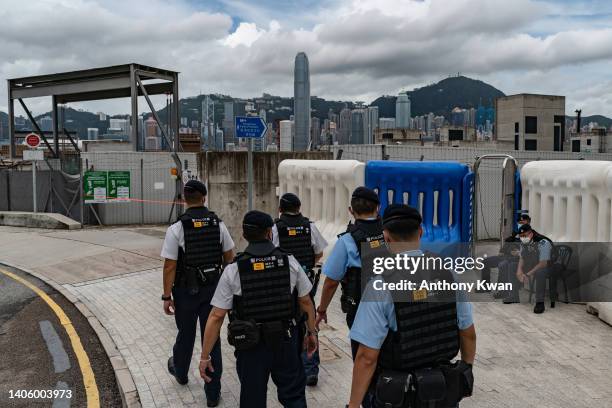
[79,158,84,226]
[32,159,37,213]
[247,139,253,211]
[140,158,144,225]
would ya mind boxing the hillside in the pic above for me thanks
[567,114,612,128]
[371,76,506,118]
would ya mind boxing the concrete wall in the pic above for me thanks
[202,151,332,249]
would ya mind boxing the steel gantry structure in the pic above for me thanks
[7,63,181,162]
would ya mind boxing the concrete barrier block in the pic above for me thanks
[0,211,81,230]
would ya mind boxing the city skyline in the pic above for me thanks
[1,0,612,118]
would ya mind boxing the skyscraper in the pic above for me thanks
[350,109,366,145]
[396,92,411,128]
[366,106,379,144]
[338,107,352,144]
[293,52,311,151]
[310,117,321,148]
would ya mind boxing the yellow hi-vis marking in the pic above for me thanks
[0,268,100,408]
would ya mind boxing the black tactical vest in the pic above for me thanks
[275,213,315,278]
[521,232,554,271]
[340,218,385,317]
[176,207,223,287]
[233,241,295,323]
[379,265,460,372]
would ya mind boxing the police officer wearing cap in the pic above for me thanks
[347,204,476,408]
[317,187,384,357]
[272,192,328,386]
[199,210,318,408]
[504,224,555,314]
[160,180,235,407]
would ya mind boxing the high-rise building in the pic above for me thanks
[40,116,53,132]
[379,118,396,129]
[280,120,294,151]
[350,109,366,145]
[87,128,99,140]
[145,116,158,138]
[293,52,311,151]
[310,117,320,148]
[109,118,129,133]
[396,92,411,128]
[366,106,379,144]
[97,112,107,121]
[338,107,351,144]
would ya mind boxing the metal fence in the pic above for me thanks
[327,144,612,240]
[81,152,200,225]
[1,156,85,222]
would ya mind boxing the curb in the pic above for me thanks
[0,261,141,408]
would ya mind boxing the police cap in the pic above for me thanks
[351,186,380,204]
[243,210,274,230]
[382,204,422,226]
[280,193,301,207]
[184,180,207,196]
[519,213,531,222]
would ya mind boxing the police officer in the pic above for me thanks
[272,192,328,386]
[504,224,555,313]
[160,180,235,407]
[347,204,476,408]
[316,186,384,357]
[198,210,318,408]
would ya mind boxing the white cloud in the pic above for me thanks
[1,0,612,117]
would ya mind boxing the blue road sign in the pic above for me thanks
[235,116,267,139]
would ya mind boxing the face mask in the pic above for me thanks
[520,236,531,244]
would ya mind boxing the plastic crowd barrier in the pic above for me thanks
[521,160,612,242]
[365,161,474,248]
[277,159,365,253]
[521,160,612,325]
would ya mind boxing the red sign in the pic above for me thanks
[25,133,41,148]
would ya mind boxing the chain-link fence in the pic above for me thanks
[325,144,612,240]
[81,152,200,225]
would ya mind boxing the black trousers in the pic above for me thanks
[347,309,373,408]
[172,285,222,401]
[235,326,306,408]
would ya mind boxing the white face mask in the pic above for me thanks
[520,236,532,244]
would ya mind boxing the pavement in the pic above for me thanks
[0,264,122,408]
[1,225,611,408]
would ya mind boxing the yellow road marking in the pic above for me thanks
[0,268,100,408]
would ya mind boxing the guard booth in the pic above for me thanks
[365,161,474,253]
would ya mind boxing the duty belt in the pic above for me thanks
[182,265,221,286]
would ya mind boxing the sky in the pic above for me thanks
[1,0,612,117]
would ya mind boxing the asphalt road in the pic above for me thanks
[0,264,122,408]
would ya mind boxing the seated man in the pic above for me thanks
[481,214,530,298]
[504,224,555,314]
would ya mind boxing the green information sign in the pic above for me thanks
[83,171,108,203]
[108,171,131,201]
[84,170,131,203]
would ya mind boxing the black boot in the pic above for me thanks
[533,302,545,314]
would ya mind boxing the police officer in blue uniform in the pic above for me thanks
[505,224,555,313]
[160,180,235,407]
[199,210,318,408]
[272,193,328,386]
[347,204,476,408]
[316,187,385,357]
